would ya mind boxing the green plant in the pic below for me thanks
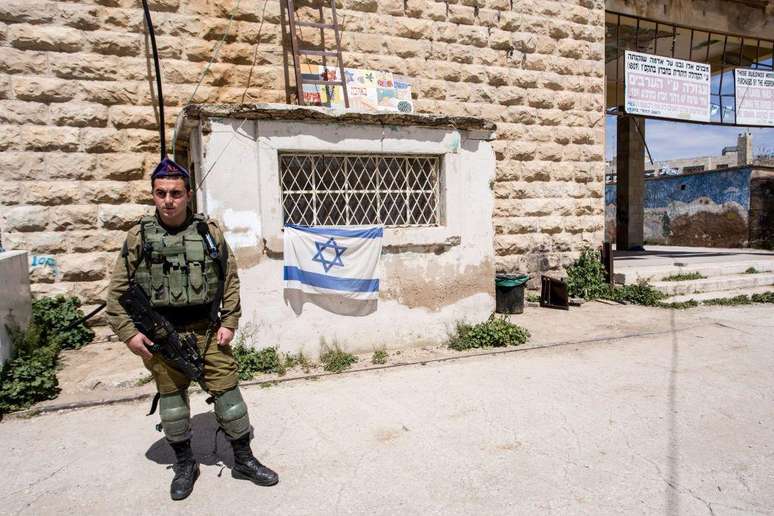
[320,344,358,373]
[751,292,774,303]
[662,272,705,282]
[372,348,388,365]
[565,247,608,300]
[0,295,94,415]
[745,267,760,274]
[448,314,530,351]
[658,300,699,310]
[232,345,284,380]
[0,340,60,415]
[526,292,540,303]
[136,374,154,386]
[605,282,665,306]
[30,296,95,350]
[703,295,754,306]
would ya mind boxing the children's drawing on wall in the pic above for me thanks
[299,65,413,113]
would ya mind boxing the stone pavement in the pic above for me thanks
[1,303,773,515]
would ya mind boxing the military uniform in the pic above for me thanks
[106,201,277,498]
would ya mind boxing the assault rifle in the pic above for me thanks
[118,283,206,388]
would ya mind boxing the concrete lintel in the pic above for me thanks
[174,103,497,151]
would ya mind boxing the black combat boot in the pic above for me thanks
[230,434,279,486]
[169,439,199,501]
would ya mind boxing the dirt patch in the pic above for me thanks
[668,209,747,248]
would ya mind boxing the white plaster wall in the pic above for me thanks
[0,251,32,366]
[194,117,496,357]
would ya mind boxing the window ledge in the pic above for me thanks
[264,226,460,257]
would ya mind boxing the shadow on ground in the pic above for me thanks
[145,412,254,469]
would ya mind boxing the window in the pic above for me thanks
[280,153,441,227]
[716,164,729,169]
[683,165,705,174]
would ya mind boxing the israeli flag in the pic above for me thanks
[283,224,383,301]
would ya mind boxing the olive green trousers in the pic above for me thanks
[142,325,239,396]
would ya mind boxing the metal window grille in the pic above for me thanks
[280,153,441,227]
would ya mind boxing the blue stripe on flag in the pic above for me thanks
[284,266,380,293]
[285,224,383,239]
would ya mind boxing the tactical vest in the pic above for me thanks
[133,214,222,308]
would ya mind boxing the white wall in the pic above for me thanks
[0,251,32,366]
[195,117,496,357]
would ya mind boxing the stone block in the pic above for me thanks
[51,205,98,231]
[0,47,47,74]
[392,18,432,39]
[0,100,48,125]
[68,231,125,253]
[378,0,404,16]
[2,231,68,254]
[90,181,133,204]
[59,3,100,30]
[0,152,44,180]
[46,152,96,180]
[81,128,123,153]
[0,180,21,205]
[14,77,77,103]
[98,204,150,230]
[121,129,161,153]
[87,31,142,56]
[22,126,80,152]
[78,80,138,105]
[24,181,82,206]
[58,252,110,282]
[109,106,159,130]
[94,153,146,180]
[345,0,378,12]
[4,205,49,231]
[383,37,428,59]
[0,75,8,100]
[458,26,489,48]
[9,24,83,53]
[0,1,55,24]
[51,53,129,81]
[448,4,475,25]
[50,103,109,127]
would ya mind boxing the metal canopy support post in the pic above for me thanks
[616,115,646,251]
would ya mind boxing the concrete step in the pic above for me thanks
[663,286,774,304]
[615,259,774,284]
[651,272,774,297]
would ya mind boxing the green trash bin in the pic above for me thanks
[495,274,529,314]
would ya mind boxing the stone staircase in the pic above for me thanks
[615,259,774,303]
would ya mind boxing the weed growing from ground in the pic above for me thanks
[448,314,530,351]
[605,282,665,306]
[136,374,154,386]
[703,295,755,306]
[526,292,540,303]
[372,348,388,365]
[565,247,608,300]
[320,344,358,373]
[658,300,700,310]
[745,267,760,274]
[232,345,285,380]
[662,272,705,282]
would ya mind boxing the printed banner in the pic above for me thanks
[300,65,413,113]
[735,69,774,127]
[624,50,711,122]
[283,224,383,301]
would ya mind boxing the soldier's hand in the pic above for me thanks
[217,327,234,347]
[126,332,154,360]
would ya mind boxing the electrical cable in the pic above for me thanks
[141,0,166,160]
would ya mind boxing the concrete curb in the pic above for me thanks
[5,322,710,420]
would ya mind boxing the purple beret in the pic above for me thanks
[151,157,190,179]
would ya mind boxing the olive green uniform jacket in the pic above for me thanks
[105,211,242,395]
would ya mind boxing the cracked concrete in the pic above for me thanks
[1,303,773,515]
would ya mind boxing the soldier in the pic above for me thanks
[105,158,278,500]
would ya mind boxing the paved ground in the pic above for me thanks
[2,303,773,515]
[614,245,774,269]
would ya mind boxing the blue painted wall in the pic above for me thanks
[606,167,753,246]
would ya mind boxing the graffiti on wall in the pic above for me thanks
[606,167,752,247]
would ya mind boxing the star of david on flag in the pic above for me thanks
[283,224,383,301]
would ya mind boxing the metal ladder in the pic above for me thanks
[280,0,350,108]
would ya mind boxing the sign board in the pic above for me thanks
[735,69,774,127]
[300,65,413,113]
[624,50,711,122]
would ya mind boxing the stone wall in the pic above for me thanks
[0,0,607,313]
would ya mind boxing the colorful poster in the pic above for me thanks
[624,50,711,123]
[300,65,413,113]
[735,69,774,127]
